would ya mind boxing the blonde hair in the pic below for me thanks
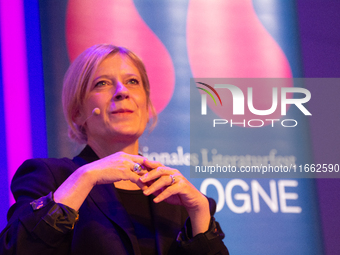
[62,44,157,144]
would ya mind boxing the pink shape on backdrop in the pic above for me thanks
[187,0,293,123]
[66,0,175,114]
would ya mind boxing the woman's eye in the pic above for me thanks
[95,81,108,87]
[127,78,139,85]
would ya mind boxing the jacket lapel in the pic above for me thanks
[89,184,141,255]
[73,146,141,255]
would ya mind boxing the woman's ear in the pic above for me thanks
[73,108,85,126]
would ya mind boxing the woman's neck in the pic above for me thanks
[87,138,139,158]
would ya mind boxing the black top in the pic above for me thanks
[116,188,156,255]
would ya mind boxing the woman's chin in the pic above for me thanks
[103,130,143,143]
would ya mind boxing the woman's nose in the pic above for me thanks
[113,82,129,101]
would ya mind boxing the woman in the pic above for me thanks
[0,44,228,254]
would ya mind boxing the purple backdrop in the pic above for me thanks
[297,0,340,254]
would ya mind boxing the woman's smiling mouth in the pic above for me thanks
[111,109,134,116]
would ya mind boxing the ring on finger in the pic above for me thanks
[133,163,144,173]
[169,174,175,185]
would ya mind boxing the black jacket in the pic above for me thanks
[0,146,228,255]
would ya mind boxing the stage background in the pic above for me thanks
[0,0,340,254]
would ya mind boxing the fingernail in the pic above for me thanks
[143,189,149,195]
[140,173,148,181]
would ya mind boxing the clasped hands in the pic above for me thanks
[86,152,209,215]
[74,151,211,235]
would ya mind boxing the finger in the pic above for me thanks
[152,185,177,203]
[142,159,163,169]
[128,156,156,173]
[130,161,148,176]
[140,167,175,183]
[110,153,148,175]
[143,174,176,196]
[121,153,147,170]
[128,172,149,190]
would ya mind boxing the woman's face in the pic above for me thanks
[77,53,148,144]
